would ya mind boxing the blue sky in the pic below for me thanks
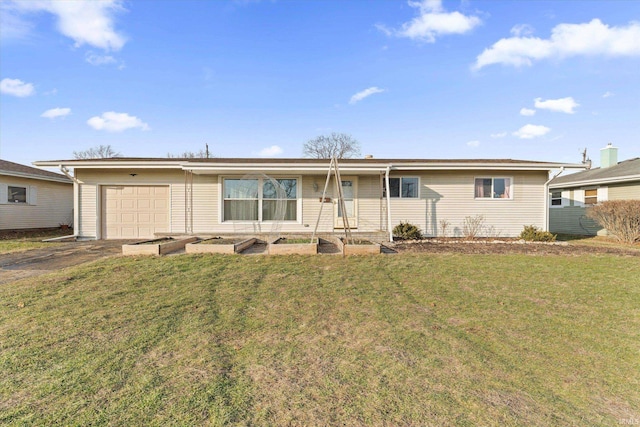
[1,0,639,167]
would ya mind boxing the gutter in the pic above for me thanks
[60,166,81,239]
[385,165,393,242]
[544,167,565,232]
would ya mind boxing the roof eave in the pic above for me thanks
[0,169,71,184]
[550,174,640,189]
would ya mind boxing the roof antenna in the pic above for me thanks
[581,148,592,169]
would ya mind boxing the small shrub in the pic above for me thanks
[519,225,556,242]
[462,215,485,239]
[439,219,451,238]
[393,222,422,240]
[586,200,640,244]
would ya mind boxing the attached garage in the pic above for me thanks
[102,185,170,239]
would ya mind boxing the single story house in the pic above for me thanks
[33,157,584,241]
[0,159,73,231]
[549,144,640,236]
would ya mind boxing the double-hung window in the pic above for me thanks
[551,191,562,206]
[223,178,298,222]
[383,177,419,198]
[474,177,512,199]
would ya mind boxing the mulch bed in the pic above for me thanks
[0,228,70,241]
[389,239,640,256]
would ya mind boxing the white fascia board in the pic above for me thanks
[0,170,71,184]
[549,174,640,189]
[33,161,186,168]
[184,164,388,175]
[390,163,585,171]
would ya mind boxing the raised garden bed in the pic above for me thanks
[340,238,381,255]
[185,237,256,254]
[268,237,318,255]
[122,237,198,256]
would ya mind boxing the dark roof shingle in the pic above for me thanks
[551,157,640,186]
[0,159,71,182]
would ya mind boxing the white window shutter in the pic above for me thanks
[29,186,37,205]
[574,189,585,207]
[561,190,570,207]
[597,187,608,203]
[0,184,7,204]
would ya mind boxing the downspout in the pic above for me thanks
[544,167,565,232]
[385,165,393,242]
[60,166,80,238]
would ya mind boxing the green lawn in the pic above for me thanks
[1,253,639,426]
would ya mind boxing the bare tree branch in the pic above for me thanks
[73,145,122,159]
[302,133,361,159]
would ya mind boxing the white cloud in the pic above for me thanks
[510,24,534,37]
[7,0,127,51]
[602,91,614,98]
[87,112,149,132]
[520,107,536,116]
[474,19,640,69]
[534,97,579,114]
[490,131,507,138]
[513,124,551,139]
[41,107,71,119]
[379,0,481,43]
[466,140,480,147]
[255,145,283,157]
[0,78,35,97]
[349,87,385,104]
[85,51,117,65]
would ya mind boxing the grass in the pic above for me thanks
[0,229,72,254]
[199,238,241,245]
[1,253,639,425]
[275,238,315,244]
[557,233,640,251]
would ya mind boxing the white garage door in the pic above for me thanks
[102,186,170,239]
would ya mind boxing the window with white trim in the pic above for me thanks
[223,178,299,222]
[584,188,598,205]
[8,186,27,203]
[474,177,512,199]
[383,177,419,198]
[551,191,562,206]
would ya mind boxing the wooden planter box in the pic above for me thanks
[268,238,318,255]
[186,237,256,254]
[341,238,381,255]
[122,237,198,256]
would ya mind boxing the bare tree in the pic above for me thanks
[302,133,361,159]
[166,144,212,158]
[73,145,122,159]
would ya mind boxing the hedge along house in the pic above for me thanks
[549,144,640,236]
[0,159,73,231]
[33,157,584,241]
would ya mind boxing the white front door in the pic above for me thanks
[335,178,357,229]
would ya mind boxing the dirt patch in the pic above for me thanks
[0,240,134,285]
[389,239,640,256]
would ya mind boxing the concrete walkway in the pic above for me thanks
[0,240,133,285]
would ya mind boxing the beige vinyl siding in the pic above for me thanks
[608,182,640,200]
[79,184,97,237]
[384,170,547,237]
[0,175,72,230]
